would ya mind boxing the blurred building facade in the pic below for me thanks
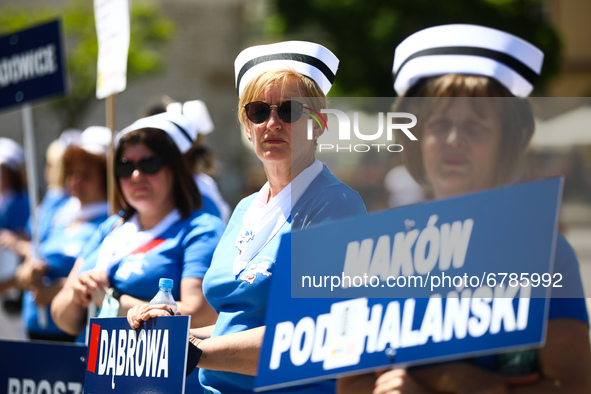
[1,0,591,209]
[0,0,255,208]
[546,0,591,96]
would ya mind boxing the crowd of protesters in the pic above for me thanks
[0,23,589,393]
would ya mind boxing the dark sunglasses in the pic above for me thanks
[115,156,163,178]
[243,100,310,124]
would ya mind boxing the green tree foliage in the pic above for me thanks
[0,0,174,127]
[270,0,560,97]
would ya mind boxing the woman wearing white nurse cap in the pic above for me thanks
[0,138,25,171]
[114,107,227,222]
[115,110,197,154]
[167,100,231,223]
[392,24,544,97]
[338,25,591,394]
[79,126,111,156]
[234,40,339,97]
[166,100,214,137]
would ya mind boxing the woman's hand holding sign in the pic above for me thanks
[127,303,180,329]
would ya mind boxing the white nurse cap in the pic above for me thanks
[0,138,24,170]
[116,111,197,154]
[58,129,82,148]
[79,126,111,156]
[166,100,214,136]
[392,24,544,97]
[234,40,339,97]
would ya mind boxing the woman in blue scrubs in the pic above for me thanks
[16,127,110,342]
[0,138,29,339]
[128,41,367,393]
[51,112,225,336]
[339,24,591,394]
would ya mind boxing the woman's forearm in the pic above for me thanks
[509,319,591,393]
[50,259,88,336]
[195,326,265,376]
[33,278,66,306]
[190,324,215,340]
[179,277,218,328]
[51,284,87,336]
[337,374,378,394]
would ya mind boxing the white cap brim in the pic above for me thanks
[116,112,196,154]
[235,41,339,97]
[0,138,24,170]
[393,24,544,97]
[79,126,111,156]
[166,100,214,136]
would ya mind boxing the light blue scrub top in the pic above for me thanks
[200,165,366,393]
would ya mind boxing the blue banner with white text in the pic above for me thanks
[0,340,86,394]
[84,316,189,394]
[256,178,562,391]
[0,19,67,111]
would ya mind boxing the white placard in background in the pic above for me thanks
[94,0,130,99]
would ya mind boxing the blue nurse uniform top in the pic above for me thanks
[200,164,366,393]
[0,190,29,234]
[26,189,70,243]
[22,210,109,337]
[78,209,225,303]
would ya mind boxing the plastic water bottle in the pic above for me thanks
[149,278,178,314]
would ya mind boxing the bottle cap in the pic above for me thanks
[159,278,174,291]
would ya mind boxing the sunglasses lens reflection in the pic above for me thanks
[247,102,271,124]
[279,101,304,123]
[245,101,305,124]
[116,157,162,177]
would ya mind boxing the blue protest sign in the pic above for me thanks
[0,340,86,394]
[255,178,562,391]
[291,177,565,299]
[0,19,67,111]
[84,316,190,394]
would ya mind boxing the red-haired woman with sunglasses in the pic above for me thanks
[51,113,225,339]
[127,41,367,393]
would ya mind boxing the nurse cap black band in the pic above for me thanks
[166,100,214,137]
[116,112,196,153]
[392,24,544,97]
[234,41,339,97]
[116,100,215,154]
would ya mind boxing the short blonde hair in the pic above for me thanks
[238,68,327,127]
[45,139,66,189]
[395,74,535,188]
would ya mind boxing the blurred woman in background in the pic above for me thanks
[0,130,82,260]
[51,112,225,338]
[0,138,29,339]
[143,97,231,223]
[128,40,367,393]
[338,24,591,394]
[16,127,110,342]
[0,138,29,294]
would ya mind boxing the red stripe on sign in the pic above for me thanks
[86,323,101,373]
[130,238,166,256]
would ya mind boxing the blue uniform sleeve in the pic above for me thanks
[28,190,69,241]
[0,193,30,233]
[181,211,225,279]
[201,194,222,220]
[77,215,119,274]
[293,185,367,230]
